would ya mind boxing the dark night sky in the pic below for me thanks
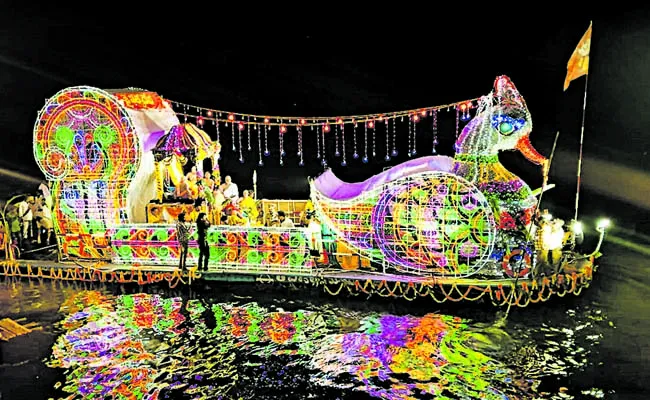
[1,6,649,207]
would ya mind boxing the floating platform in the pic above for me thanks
[0,256,596,307]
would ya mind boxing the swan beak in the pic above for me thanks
[515,135,547,165]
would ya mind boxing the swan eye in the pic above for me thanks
[491,114,525,136]
[499,122,514,135]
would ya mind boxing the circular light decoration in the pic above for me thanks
[33,86,140,181]
[371,171,496,277]
[33,87,141,260]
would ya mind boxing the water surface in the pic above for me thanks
[1,265,638,400]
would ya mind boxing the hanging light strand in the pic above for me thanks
[362,121,369,163]
[257,123,263,166]
[298,126,304,166]
[341,122,347,166]
[412,115,417,156]
[352,121,359,159]
[432,109,438,154]
[263,123,270,156]
[334,124,340,157]
[391,114,397,157]
[247,116,252,151]
[238,121,244,163]
[321,125,327,167]
[408,116,413,157]
[385,119,391,161]
[371,121,376,158]
[279,123,285,166]
[315,126,320,159]
[231,122,236,152]
[215,115,220,144]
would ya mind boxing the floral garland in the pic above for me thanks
[478,180,528,203]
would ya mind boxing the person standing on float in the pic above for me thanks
[196,212,210,272]
[176,212,191,269]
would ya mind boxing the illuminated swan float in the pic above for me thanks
[310,76,550,279]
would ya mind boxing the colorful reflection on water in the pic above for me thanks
[36,288,611,399]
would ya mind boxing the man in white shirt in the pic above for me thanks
[278,211,295,228]
[38,181,53,209]
[16,197,33,241]
[222,175,239,202]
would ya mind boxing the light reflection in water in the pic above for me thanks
[40,289,610,399]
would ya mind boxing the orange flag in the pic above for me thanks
[564,22,592,91]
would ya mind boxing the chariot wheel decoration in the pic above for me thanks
[371,172,496,277]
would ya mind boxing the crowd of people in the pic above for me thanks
[153,167,313,228]
[164,167,324,270]
[1,181,55,254]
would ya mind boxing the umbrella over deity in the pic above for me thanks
[152,123,221,201]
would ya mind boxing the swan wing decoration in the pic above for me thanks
[311,156,497,277]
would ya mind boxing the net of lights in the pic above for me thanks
[167,97,477,167]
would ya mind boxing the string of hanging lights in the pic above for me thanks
[163,97,478,166]
[167,98,478,127]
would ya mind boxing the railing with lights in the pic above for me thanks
[589,218,611,257]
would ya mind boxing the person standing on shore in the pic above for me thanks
[196,212,210,272]
[176,212,191,269]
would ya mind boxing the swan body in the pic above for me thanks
[311,76,547,278]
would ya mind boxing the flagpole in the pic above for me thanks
[573,55,590,222]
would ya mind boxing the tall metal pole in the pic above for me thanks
[574,60,590,221]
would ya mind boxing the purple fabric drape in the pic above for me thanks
[312,156,454,201]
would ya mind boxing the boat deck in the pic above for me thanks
[0,257,564,287]
[0,257,596,307]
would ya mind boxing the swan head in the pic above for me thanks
[454,76,545,164]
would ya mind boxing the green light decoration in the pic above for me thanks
[93,125,117,147]
[54,126,75,153]
[107,224,315,270]
[34,87,141,261]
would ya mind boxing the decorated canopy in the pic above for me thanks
[153,123,220,161]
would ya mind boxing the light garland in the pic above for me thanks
[167,97,478,167]
[170,98,479,128]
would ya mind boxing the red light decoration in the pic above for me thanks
[323,124,331,133]
[420,110,428,117]
[412,114,420,122]
[299,119,306,125]
[264,117,270,124]
[367,120,375,129]
[336,118,343,124]
[280,125,287,134]
[228,114,235,121]
[238,122,245,131]
[206,110,213,117]
[515,135,547,165]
